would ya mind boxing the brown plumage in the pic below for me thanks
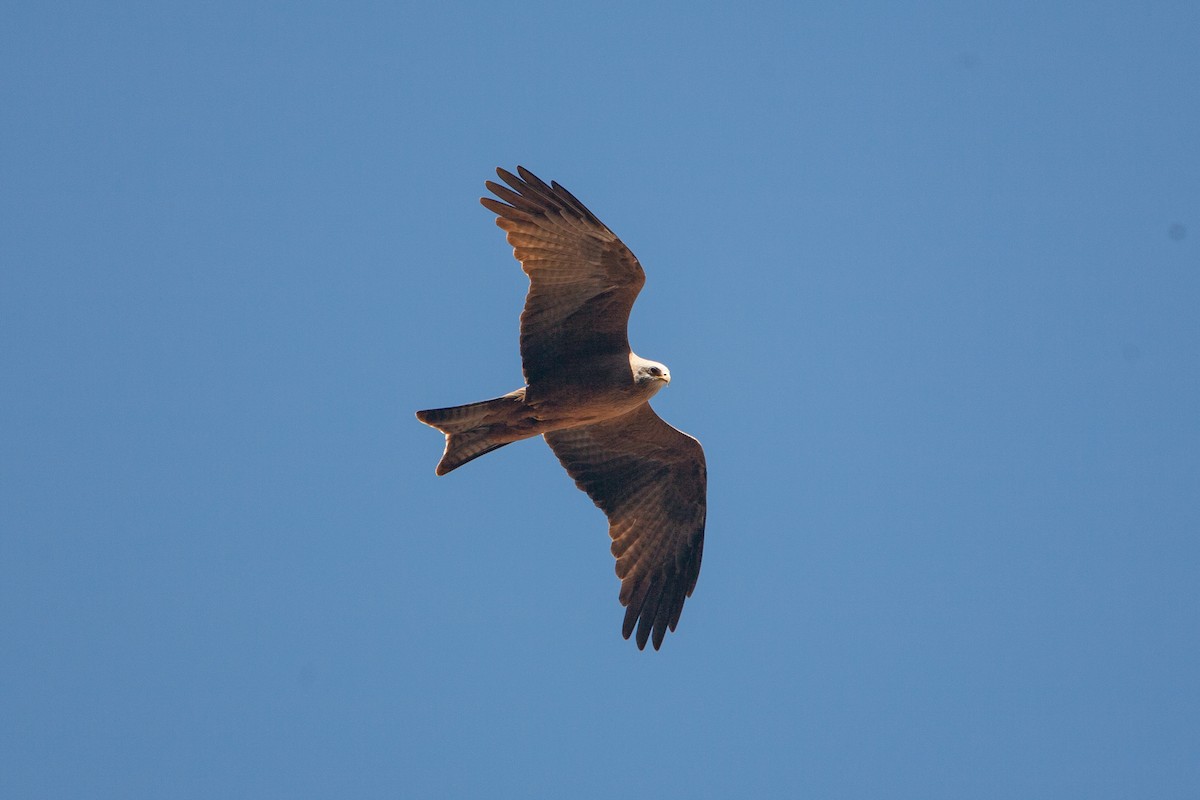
[416,166,706,650]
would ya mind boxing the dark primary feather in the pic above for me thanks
[544,404,707,650]
[480,167,646,386]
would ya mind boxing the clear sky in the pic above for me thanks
[3,2,1198,798]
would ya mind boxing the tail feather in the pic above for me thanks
[416,389,529,475]
[431,431,510,475]
[415,394,506,432]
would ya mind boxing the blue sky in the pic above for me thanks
[2,2,1198,797]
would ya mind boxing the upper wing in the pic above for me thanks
[480,166,645,386]
[544,403,706,650]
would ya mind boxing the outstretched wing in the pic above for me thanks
[544,404,706,650]
[480,166,645,386]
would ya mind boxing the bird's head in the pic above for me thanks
[631,354,671,393]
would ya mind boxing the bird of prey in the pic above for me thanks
[416,166,706,650]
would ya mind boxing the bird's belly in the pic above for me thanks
[526,383,649,431]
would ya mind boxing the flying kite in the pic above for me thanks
[416,166,706,650]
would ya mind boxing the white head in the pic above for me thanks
[630,353,671,396]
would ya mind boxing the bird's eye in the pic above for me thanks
[649,367,661,377]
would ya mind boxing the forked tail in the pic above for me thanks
[415,389,530,475]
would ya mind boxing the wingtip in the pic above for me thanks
[495,166,520,185]
[622,616,667,650]
[624,628,649,651]
[636,625,652,650]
